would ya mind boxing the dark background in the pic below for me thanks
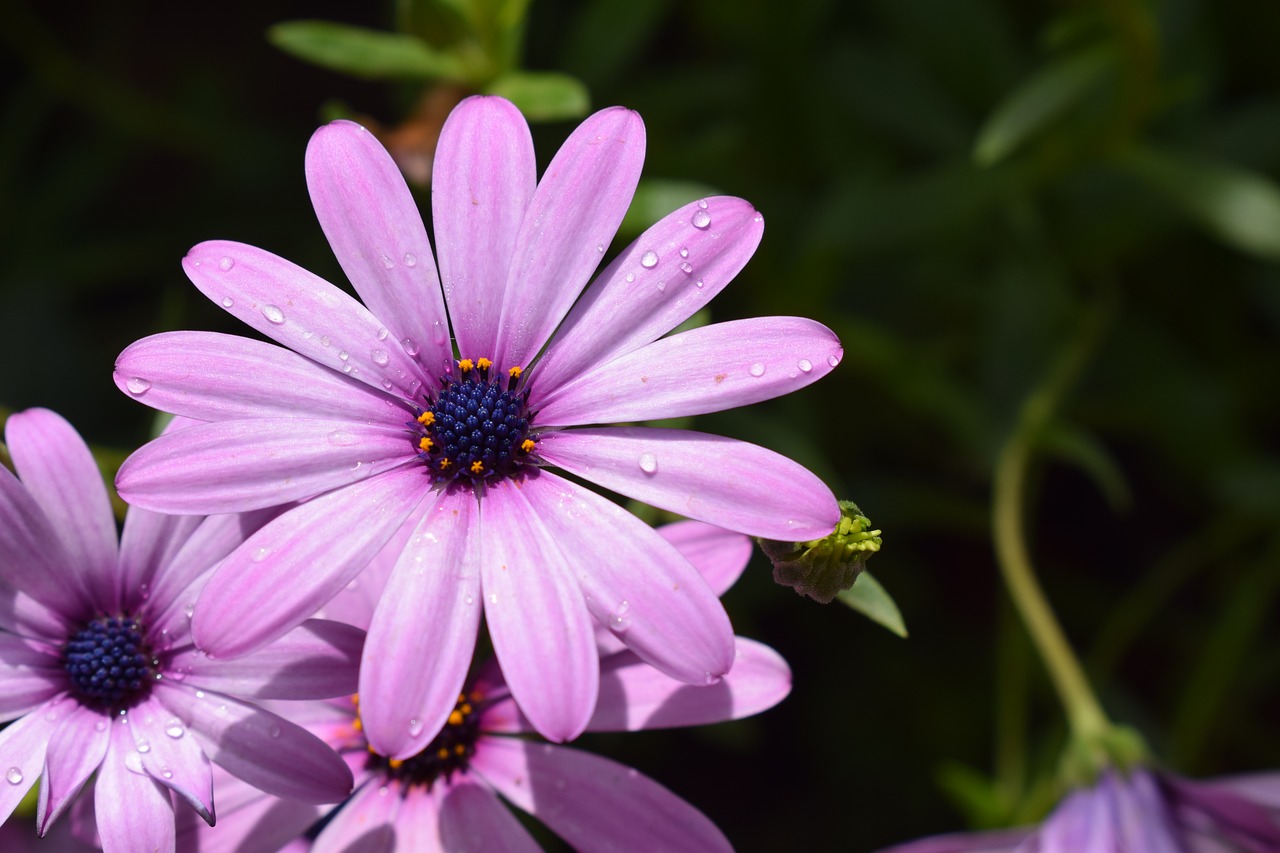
[3,0,1280,849]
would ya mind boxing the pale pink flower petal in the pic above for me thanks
[312,780,401,853]
[117,508,203,614]
[0,462,89,620]
[94,722,176,853]
[129,695,215,824]
[175,763,323,853]
[37,706,110,834]
[657,520,753,597]
[0,635,63,722]
[438,778,542,851]
[0,698,69,824]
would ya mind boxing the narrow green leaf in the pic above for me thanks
[1121,146,1280,261]
[974,46,1114,167]
[484,71,590,122]
[836,572,907,637]
[619,179,719,240]
[268,21,466,81]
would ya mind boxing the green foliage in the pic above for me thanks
[836,571,907,637]
[268,21,468,81]
[484,70,589,121]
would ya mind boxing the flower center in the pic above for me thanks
[413,358,536,485]
[365,692,483,791]
[63,615,157,710]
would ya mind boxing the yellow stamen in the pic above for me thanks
[419,437,433,452]
[437,747,449,760]
[520,439,535,453]
[508,366,523,379]
[460,703,472,715]
[352,718,363,731]
[477,357,493,370]
[417,411,435,426]
[448,710,464,726]
[458,359,474,373]
[388,758,404,769]
[470,461,484,474]
[351,694,360,705]
[454,744,466,756]
[440,458,451,470]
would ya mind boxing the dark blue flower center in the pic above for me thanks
[365,691,482,791]
[63,615,157,710]
[413,358,536,486]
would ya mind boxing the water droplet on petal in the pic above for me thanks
[183,603,195,619]
[338,350,350,362]
[124,752,144,774]
[125,377,151,395]
[638,452,658,474]
[221,297,234,308]
[748,362,766,378]
[381,379,394,390]
[464,594,475,605]
[596,243,605,253]
[381,256,395,270]
[827,353,841,367]
[371,348,389,366]
[407,718,423,736]
[695,278,705,288]
[6,767,23,785]
[704,671,721,685]
[94,720,107,732]
[136,739,151,754]
[625,273,635,283]
[252,548,270,563]
[268,725,282,739]
[798,358,813,373]
[161,767,173,779]
[697,198,709,209]
[261,304,285,325]
[218,257,235,272]
[402,338,420,357]
[320,335,331,348]
[655,281,666,293]
[679,262,693,274]
[640,250,659,269]
[488,593,498,605]
[691,210,711,229]
[165,720,185,739]
[679,246,689,258]
[402,253,417,267]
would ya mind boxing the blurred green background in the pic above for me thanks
[3,0,1280,849]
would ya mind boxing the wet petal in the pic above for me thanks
[312,781,399,853]
[115,331,409,425]
[165,685,352,803]
[5,409,118,610]
[519,472,734,685]
[0,634,64,722]
[657,521,752,597]
[537,426,840,540]
[437,778,540,851]
[480,480,598,743]
[472,737,730,853]
[535,317,842,426]
[95,720,176,853]
[129,694,215,825]
[171,619,363,700]
[175,762,324,853]
[116,418,414,514]
[494,107,646,370]
[0,465,88,621]
[531,196,763,397]
[0,697,73,824]
[359,490,482,759]
[183,241,425,399]
[307,120,452,379]
[191,467,429,658]
[38,705,110,834]
[433,96,535,361]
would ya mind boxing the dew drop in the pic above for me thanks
[161,768,173,779]
[704,671,721,686]
[691,210,711,229]
[402,253,417,268]
[748,362,766,378]
[381,255,395,270]
[268,725,282,739]
[640,250,659,269]
[679,262,693,274]
[697,198,709,209]
[320,335,331,348]
[695,278,705,288]
[376,327,389,341]
[488,593,498,605]
[679,246,689,258]
[342,364,352,374]
[638,452,658,474]
[261,304,285,325]
[221,297,234,308]
[407,718,424,736]
[655,280,666,293]
[165,720,185,739]
[338,350,350,362]
[136,739,151,754]
[381,379,394,391]
[328,430,358,446]
[596,243,605,253]
[183,603,195,619]
[798,358,813,373]
[252,547,270,563]
[125,377,151,395]
[124,752,145,774]
[402,338,420,357]
[218,257,235,272]
[6,767,23,785]
[464,594,475,606]
[94,720,107,732]
[827,353,841,367]
[370,348,390,366]
[625,273,635,283]
[195,691,206,700]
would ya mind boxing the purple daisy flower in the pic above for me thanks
[880,767,1280,852]
[113,96,840,754]
[0,409,358,851]
[179,521,787,852]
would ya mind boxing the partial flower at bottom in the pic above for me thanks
[0,409,359,853]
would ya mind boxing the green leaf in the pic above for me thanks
[836,572,907,637]
[484,71,589,122]
[618,179,719,240]
[973,46,1114,167]
[1120,146,1280,261]
[268,21,466,81]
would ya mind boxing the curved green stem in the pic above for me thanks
[992,302,1112,744]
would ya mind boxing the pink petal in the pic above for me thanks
[657,520,753,597]
[5,409,119,610]
[129,694,215,824]
[359,490,482,759]
[306,120,453,380]
[519,472,734,685]
[311,780,399,853]
[0,696,73,824]
[437,778,540,852]
[535,316,842,426]
[116,331,410,424]
[0,635,63,722]
[494,106,646,370]
[182,241,426,399]
[395,785,442,849]
[171,619,363,700]
[433,96,535,361]
[531,196,764,397]
[175,762,324,853]
[876,829,1030,853]
[116,418,415,514]
[480,480,599,743]
[38,705,110,834]
[191,467,430,658]
[589,638,790,731]
[0,465,88,622]
[94,720,176,853]
[537,426,840,540]
[118,508,203,618]
[163,684,353,803]
[472,737,730,852]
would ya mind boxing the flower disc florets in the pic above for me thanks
[62,614,157,710]
[365,691,483,791]
[414,358,536,486]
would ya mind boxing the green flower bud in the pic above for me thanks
[759,501,882,603]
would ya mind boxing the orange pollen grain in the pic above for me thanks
[448,710,464,726]
[508,366,523,379]
[437,747,450,760]
[458,359,474,372]
[417,411,435,426]
[419,437,433,451]
[470,461,484,474]
[477,357,493,370]
[520,439,535,453]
